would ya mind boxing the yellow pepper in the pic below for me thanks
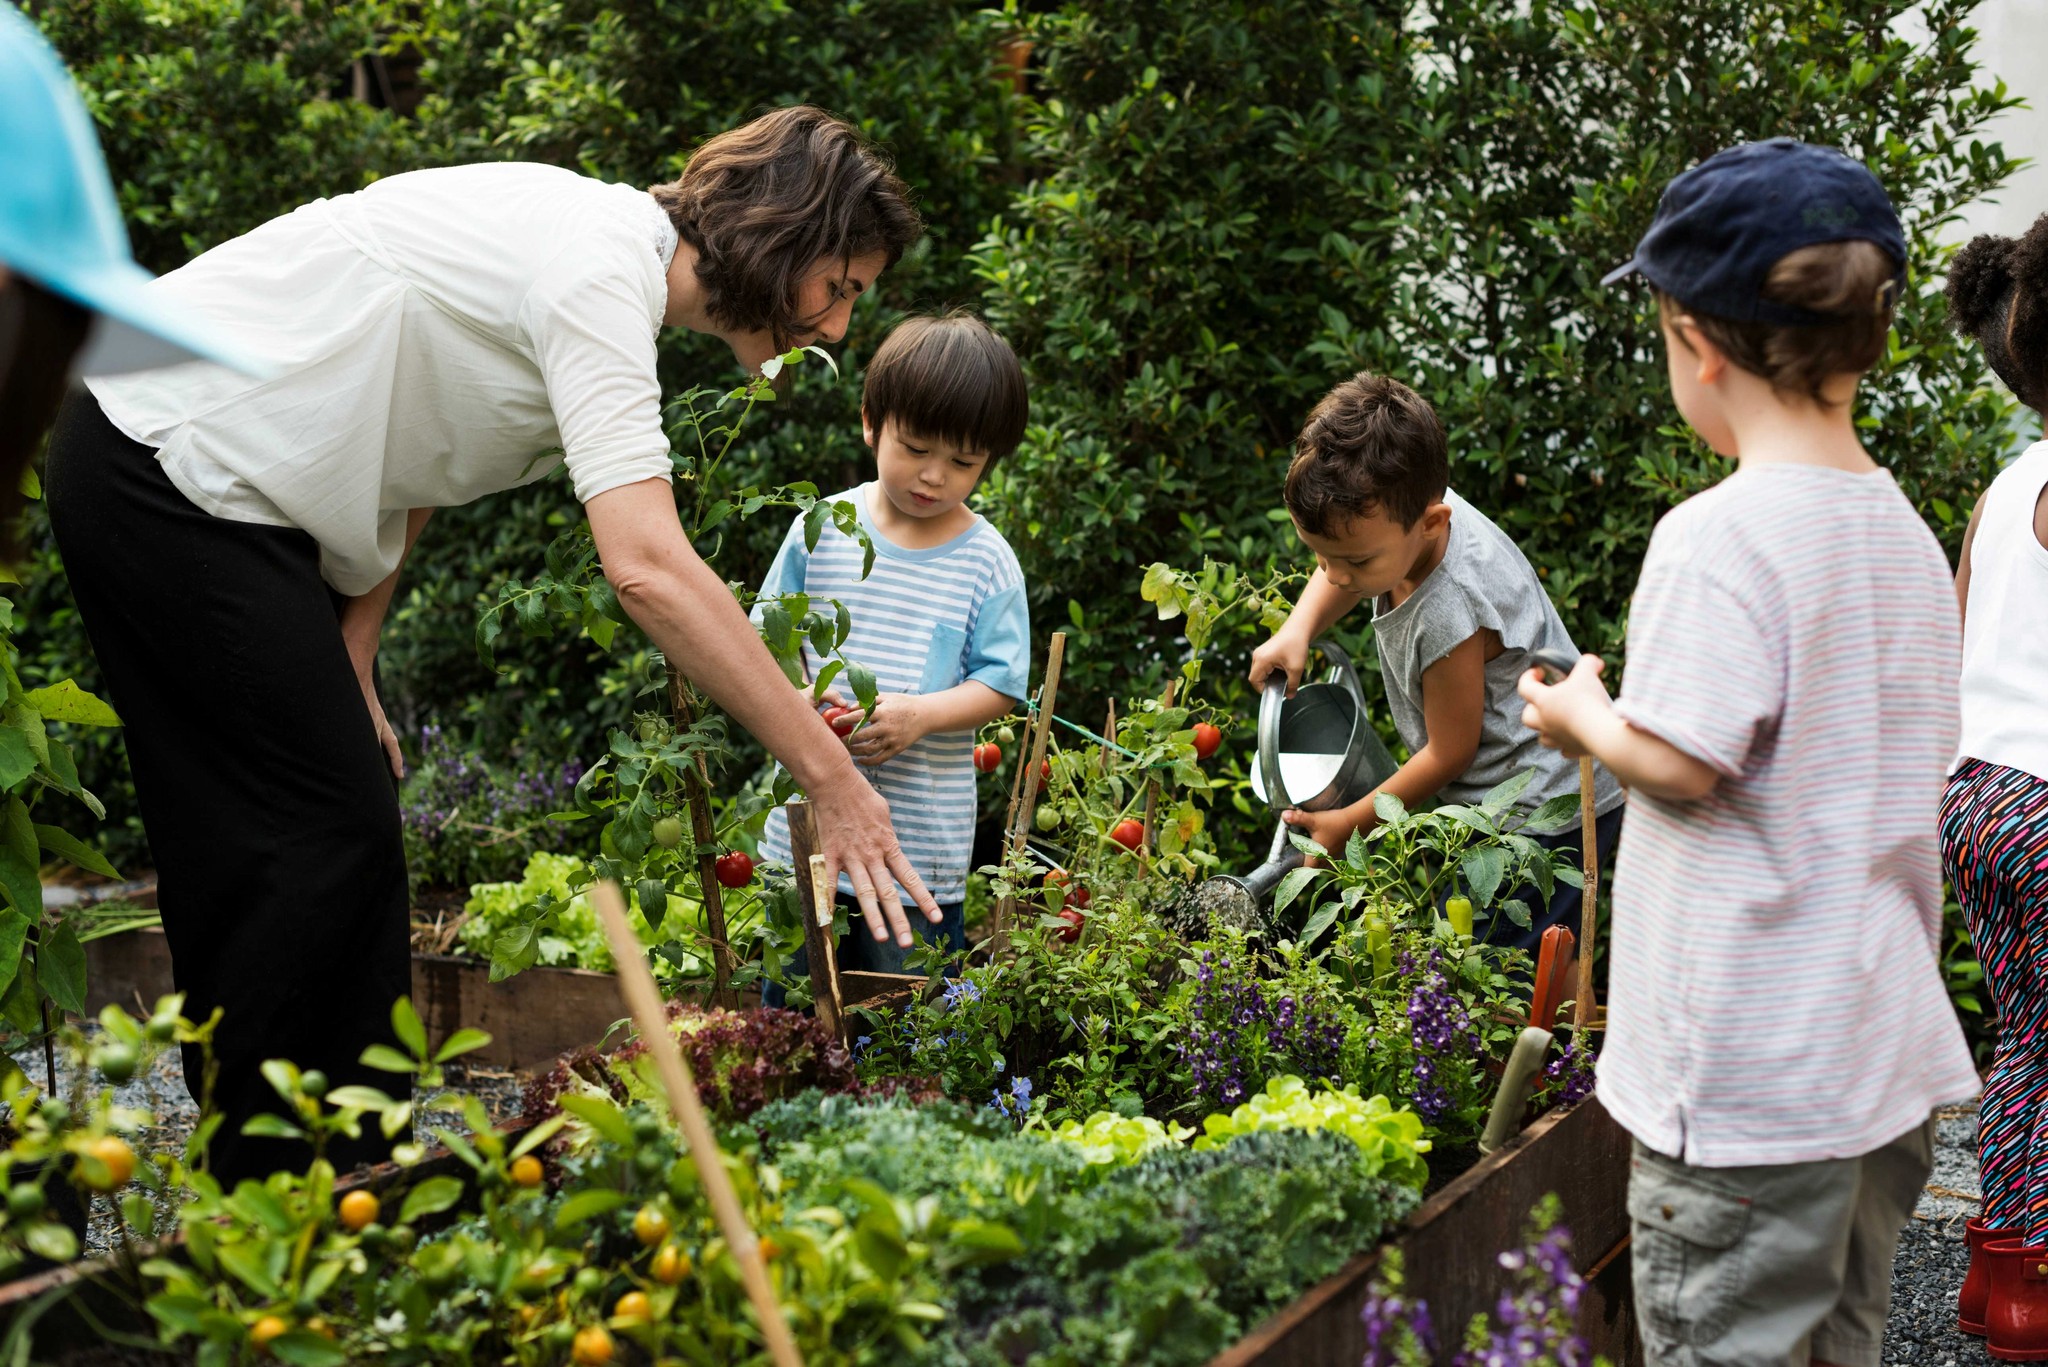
[1366,915,1392,980]
[1445,896,1474,940]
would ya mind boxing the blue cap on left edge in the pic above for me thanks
[1602,138,1907,326]
[0,4,270,377]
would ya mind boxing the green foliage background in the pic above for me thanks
[15,0,2030,880]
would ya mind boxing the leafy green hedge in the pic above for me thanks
[15,0,2024,876]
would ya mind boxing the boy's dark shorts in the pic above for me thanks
[1629,1117,1934,1367]
[1472,803,1625,957]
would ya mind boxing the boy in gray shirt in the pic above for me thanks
[1249,372,1624,951]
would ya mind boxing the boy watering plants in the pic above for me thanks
[1519,139,1979,1367]
[1247,374,1624,953]
[757,313,1030,983]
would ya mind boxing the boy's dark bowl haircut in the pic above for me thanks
[1658,240,1898,403]
[1285,372,1448,535]
[652,105,923,350]
[863,312,1028,461]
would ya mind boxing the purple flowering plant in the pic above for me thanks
[853,890,1191,1125]
[1175,933,1357,1111]
[399,720,588,892]
[1452,1196,1606,1367]
[1360,1197,1607,1367]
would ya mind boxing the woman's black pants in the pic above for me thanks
[44,394,409,1184]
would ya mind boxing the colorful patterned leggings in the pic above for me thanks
[1942,757,2048,1242]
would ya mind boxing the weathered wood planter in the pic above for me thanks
[84,927,757,1070]
[1213,1094,1638,1366]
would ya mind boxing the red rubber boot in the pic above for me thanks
[1965,1219,2027,1335]
[1985,1238,2048,1361]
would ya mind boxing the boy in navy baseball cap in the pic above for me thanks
[1520,140,1978,1367]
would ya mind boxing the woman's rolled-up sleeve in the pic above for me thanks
[522,237,677,503]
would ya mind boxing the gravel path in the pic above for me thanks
[5,1029,529,1256]
[1884,1105,1992,1366]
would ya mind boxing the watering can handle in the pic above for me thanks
[1314,639,1367,701]
[1525,647,1585,683]
[1257,677,1295,810]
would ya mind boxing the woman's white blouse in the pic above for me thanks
[88,162,681,594]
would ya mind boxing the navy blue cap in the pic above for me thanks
[1602,138,1907,326]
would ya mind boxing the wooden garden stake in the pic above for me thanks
[667,666,737,1009]
[1140,680,1178,872]
[997,632,1067,932]
[783,799,846,1041]
[1572,755,1601,1031]
[591,882,805,1367]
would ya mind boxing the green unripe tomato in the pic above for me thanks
[652,816,686,850]
[637,719,663,744]
[995,725,1017,747]
[299,1070,329,1100]
[145,1014,178,1044]
[94,1045,138,1085]
[1034,804,1060,832]
[6,1184,44,1220]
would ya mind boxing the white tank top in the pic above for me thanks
[1958,439,2048,783]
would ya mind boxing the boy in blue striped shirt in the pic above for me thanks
[756,313,1031,976]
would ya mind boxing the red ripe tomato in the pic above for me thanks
[1110,819,1145,852]
[973,742,1002,773]
[1192,722,1223,760]
[1056,908,1086,944]
[1038,759,1052,785]
[713,851,754,889]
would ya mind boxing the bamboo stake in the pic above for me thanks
[998,632,1067,933]
[668,666,737,1009]
[1572,756,1601,1031]
[591,883,804,1367]
[1140,680,1178,870]
[783,799,845,1041]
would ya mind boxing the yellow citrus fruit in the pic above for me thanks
[571,1325,615,1365]
[510,1155,544,1189]
[650,1244,691,1285]
[338,1189,379,1232]
[250,1316,289,1352]
[613,1291,652,1323]
[83,1136,135,1191]
[631,1205,669,1247]
[304,1318,336,1341]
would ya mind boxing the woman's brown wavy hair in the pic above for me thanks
[652,106,922,348]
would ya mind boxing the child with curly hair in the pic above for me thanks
[1938,215,2048,1354]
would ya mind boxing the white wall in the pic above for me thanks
[1957,0,2048,242]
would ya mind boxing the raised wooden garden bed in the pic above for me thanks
[1213,1093,1638,1365]
[83,927,757,1070]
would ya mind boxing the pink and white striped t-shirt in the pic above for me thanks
[1598,463,1979,1167]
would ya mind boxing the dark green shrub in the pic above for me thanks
[978,0,2021,844]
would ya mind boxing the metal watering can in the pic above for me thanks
[1184,640,1400,932]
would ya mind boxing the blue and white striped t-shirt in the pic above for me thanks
[754,484,1030,903]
